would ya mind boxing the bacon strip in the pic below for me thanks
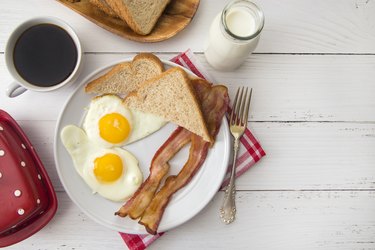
[192,79,229,140]
[115,78,228,234]
[139,81,229,234]
[115,127,192,219]
[139,134,209,234]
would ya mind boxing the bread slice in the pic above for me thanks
[105,0,171,35]
[90,0,118,18]
[85,53,164,95]
[123,67,212,142]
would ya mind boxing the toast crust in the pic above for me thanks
[85,53,164,95]
[89,0,118,18]
[124,67,212,142]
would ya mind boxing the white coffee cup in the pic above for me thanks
[5,17,83,98]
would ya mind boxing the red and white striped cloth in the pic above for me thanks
[119,50,266,250]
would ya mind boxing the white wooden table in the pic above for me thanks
[1,0,375,249]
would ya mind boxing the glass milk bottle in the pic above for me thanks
[204,0,264,71]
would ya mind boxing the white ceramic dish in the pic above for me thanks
[54,59,230,234]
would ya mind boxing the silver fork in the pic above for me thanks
[220,87,252,224]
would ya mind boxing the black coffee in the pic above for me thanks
[13,24,78,87]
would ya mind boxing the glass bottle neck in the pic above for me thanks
[220,0,264,42]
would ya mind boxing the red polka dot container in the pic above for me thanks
[0,110,57,247]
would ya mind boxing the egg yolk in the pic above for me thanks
[99,113,130,144]
[94,153,124,183]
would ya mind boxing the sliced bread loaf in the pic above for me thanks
[90,0,118,18]
[85,53,164,95]
[123,67,212,142]
[105,0,171,35]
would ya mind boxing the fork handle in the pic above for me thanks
[220,138,240,224]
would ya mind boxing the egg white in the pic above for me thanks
[60,125,143,201]
[83,95,166,148]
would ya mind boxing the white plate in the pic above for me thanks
[54,59,230,234]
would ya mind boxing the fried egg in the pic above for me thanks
[83,95,166,148]
[60,125,143,201]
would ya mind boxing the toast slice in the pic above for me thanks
[85,53,164,95]
[90,0,118,18]
[105,0,171,35]
[124,67,212,142]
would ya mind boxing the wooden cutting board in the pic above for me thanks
[57,0,200,43]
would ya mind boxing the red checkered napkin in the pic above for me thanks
[119,50,266,250]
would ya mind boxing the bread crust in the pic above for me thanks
[124,67,212,142]
[134,53,164,70]
[85,53,164,94]
[89,0,118,18]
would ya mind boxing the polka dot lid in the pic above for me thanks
[0,110,57,247]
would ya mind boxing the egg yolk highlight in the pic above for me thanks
[99,113,130,144]
[94,153,124,183]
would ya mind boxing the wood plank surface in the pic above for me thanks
[1,53,374,122]
[0,0,374,53]
[6,191,375,250]
[12,120,375,191]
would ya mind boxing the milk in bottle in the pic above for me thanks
[204,0,264,71]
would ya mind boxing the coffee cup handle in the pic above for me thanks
[6,82,27,98]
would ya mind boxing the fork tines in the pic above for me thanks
[230,87,253,126]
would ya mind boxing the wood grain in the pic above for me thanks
[1,0,374,53]
[57,0,200,42]
[16,120,375,192]
[1,1,375,249]
[1,53,374,122]
[6,191,375,250]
